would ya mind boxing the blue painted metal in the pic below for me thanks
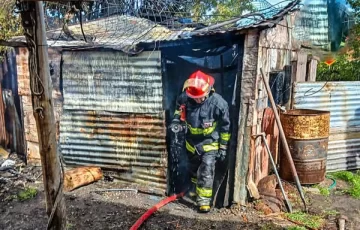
[293,82,360,172]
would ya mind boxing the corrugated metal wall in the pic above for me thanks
[293,82,360,172]
[294,0,329,47]
[62,51,163,113]
[60,51,167,190]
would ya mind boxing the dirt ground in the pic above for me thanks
[1,163,360,230]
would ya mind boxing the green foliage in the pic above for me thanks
[192,0,253,23]
[316,0,360,81]
[312,183,331,196]
[286,227,306,230]
[66,223,75,230]
[0,0,22,59]
[17,187,38,201]
[331,171,360,199]
[317,55,360,81]
[318,185,330,196]
[285,212,324,229]
[322,209,339,216]
[344,0,360,59]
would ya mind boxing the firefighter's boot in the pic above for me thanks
[198,205,211,213]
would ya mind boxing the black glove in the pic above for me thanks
[217,148,227,162]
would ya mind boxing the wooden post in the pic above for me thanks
[295,52,307,82]
[20,1,66,229]
[307,59,318,82]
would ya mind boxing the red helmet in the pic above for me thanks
[183,71,215,99]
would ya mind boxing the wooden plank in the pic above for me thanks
[290,61,297,109]
[307,59,318,82]
[295,52,307,82]
[0,39,27,47]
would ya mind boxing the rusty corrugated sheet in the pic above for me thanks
[293,82,360,172]
[60,111,167,190]
[60,50,167,190]
[62,51,163,113]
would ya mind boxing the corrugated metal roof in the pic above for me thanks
[62,50,163,113]
[293,82,360,172]
[60,50,167,190]
[44,15,188,52]
[236,0,296,28]
[180,0,300,39]
[9,1,299,52]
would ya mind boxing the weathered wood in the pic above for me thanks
[295,52,307,82]
[0,39,27,47]
[0,147,9,159]
[289,61,297,109]
[21,1,66,229]
[26,141,41,166]
[234,32,258,205]
[64,167,103,192]
[247,137,260,199]
[307,59,318,82]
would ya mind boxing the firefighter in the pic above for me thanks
[171,70,231,213]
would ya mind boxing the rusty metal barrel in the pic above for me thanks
[279,109,330,185]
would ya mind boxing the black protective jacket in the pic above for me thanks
[173,91,231,154]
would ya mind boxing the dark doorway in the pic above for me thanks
[162,35,245,206]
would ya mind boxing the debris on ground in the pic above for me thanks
[1,155,360,230]
[0,147,10,160]
[337,214,348,230]
[64,166,103,192]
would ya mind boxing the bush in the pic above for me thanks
[317,55,360,81]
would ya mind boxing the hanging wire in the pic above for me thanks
[38,0,301,52]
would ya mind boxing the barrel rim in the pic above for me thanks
[281,109,330,116]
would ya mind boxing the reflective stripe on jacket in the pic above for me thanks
[173,91,231,152]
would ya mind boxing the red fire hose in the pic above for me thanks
[129,192,185,230]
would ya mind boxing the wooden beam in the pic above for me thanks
[0,39,27,47]
[20,1,67,229]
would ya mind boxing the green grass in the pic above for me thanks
[66,222,74,230]
[330,171,360,199]
[287,227,306,230]
[285,212,324,229]
[312,184,330,196]
[322,209,339,216]
[17,187,38,201]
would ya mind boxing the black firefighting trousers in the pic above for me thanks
[187,149,217,206]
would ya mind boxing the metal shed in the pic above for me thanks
[10,1,301,204]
